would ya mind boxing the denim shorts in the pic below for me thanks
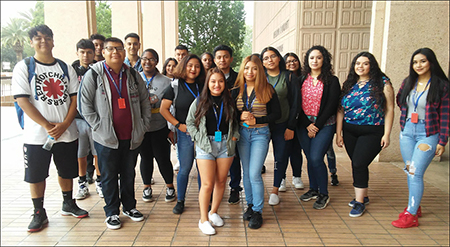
[195,135,230,160]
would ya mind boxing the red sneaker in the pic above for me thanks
[392,212,419,228]
[398,206,422,218]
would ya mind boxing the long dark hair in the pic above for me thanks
[194,67,237,129]
[340,52,388,110]
[398,47,449,105]
[173,54,206,84]
[260,46,286,72]
[162,57,178,76]
[283,52,302,77]
[302,45,334,85]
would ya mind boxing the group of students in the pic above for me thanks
[12,24,448,235]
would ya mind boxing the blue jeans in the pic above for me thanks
[94,140,139,217]
[271,122,290,187]
[297,124,335,195]
[400,119,439,215]
[237,126,271,213]
[176,129,199,201]
[326,142,336,174]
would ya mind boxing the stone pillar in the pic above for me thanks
[44,1,97,63]
[111,1,142,54]
[370,1,449,162]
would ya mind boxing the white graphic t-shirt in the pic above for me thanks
[12,58,79,144]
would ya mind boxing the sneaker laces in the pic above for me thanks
[166,188,175,196]
[353,202,364,211]
[143,188,152,196]
[129,208,140,214]
[105,215,120,223]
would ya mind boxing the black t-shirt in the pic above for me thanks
[206,96,229,136]
[162,79,203,124]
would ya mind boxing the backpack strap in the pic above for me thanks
[55,58,69,81]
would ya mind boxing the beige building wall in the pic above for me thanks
[370,1,449,162]
[111,1,142,53]
[44,1,97,64]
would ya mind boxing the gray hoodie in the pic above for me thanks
[77,62,151,150]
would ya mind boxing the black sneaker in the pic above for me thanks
[165,187,176,202]
[123,208,144,222]
[173,200,185,214]
[248,211,263,229]
[331,174,339,186]
[261,165,266,174]
[105,215,121,229]
[142,187,153,202]
[313,193,330,210]
[86,172,94,184]
[243,204,253,221]
[228,188,240,204]
[300,189,319,201]
[61,199,89,218]
[28,208,48,232]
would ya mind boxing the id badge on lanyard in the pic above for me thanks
[214,102,224,142]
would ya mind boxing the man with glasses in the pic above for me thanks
[124,33,143,72]
[78,37,151,230]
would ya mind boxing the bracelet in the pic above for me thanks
[175,122,181,129]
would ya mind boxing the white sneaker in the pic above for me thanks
[292,177,304,189]
[75,181,90,200]
[198,220,216,235]
[208,211,224,227]
[279,179,287,192]
[268,193,280,205]
[173,162,180,171]
[95,180,104,198]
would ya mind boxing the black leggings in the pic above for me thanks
[343,122,384,188]
[139,127,174,185]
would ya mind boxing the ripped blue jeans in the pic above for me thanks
[399,119,439,215]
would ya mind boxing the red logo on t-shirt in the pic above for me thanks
[43,78,64,99]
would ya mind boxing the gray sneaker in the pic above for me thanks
[74,181,90,200]
[165,187,176,202]
[142,187,153,202]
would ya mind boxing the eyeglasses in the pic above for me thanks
[286,59,298,64]
[263,54,278,61]
[104,46,124,52]
[141,57,157,63]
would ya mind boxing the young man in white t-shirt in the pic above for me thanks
[12,25,89,233]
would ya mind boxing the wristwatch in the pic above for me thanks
[175,122,181,129]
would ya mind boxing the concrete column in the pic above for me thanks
[370,1,449,162]
[163,1,179,64]
[44,1,97,63]
[111,1,142,53]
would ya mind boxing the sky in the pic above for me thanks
[1,1,254,27]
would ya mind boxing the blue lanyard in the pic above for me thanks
[104,62,123,98]
[413,78,431,112]
[213,102,224,131]
[266,72,281,89]
[244,83,256,112]
[184,82,199,98]
[141,72,155,89]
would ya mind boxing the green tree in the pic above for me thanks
[96,0,111,38]
[19,1,45,29]
[241,24,253,58]
[1,18,29,62]
[178,1,246,68]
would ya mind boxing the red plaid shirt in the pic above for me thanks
[396,79,449,146]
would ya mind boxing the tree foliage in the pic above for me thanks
[96,0,111,38]
[178,1,246,69]
[1,18,29,62]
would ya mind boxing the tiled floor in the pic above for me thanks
[1,106,449,246]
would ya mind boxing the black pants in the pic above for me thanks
[343,122,384,188]
[139,127,174,185]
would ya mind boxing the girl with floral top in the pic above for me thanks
[336,52,395,217]
[297,45,340,210]
[392,48,449,228]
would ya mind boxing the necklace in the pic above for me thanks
[357,79,369,88]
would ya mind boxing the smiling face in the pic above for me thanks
[102,41,126,67]
[175,49,188,62]
[412,53,431,77]
[165,60,177,77]
[308,49,324,71]
[285,56,300,72]
[185,58,201,82]
[208,72,226,96]
[262,50,280,71]
[354,56,370,79]
[30,31,54,55]
[244,61,258,83]
[125,37,140,56]
[92,39,104,57]
[141,51,157,75]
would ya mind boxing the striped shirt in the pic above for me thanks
[236,94,268,128]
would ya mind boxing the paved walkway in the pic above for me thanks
[1,106,448,246]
